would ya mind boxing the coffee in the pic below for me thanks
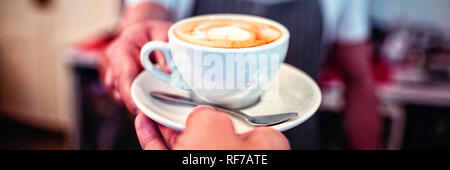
[141,14,289,109]
[174,18,282,48]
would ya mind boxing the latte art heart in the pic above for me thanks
[174,18,282,48]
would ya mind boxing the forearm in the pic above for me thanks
[336,41,374,87]
[336,41,382,149]
[121,1,173,29]
[338,41,376,108]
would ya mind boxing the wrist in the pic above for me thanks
[120,1,173,30]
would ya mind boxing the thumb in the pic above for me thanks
[184,106,236,137]
[242,127,290,150]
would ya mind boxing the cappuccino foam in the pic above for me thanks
[174,18,282,48]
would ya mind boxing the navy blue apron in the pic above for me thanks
[192,0,324,150]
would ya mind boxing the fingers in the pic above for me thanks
[121,23,153,49]
[100,21,173,117]
[185,106,236,136]
[113,91,122,102]
[157,124,180,148]
[104,40,142,115]
[188,105,216,118]
[115,58,141,115]
[172,106,241,150]
[154,50,171,74]
[135,113,168,150]
[147,20,171,74]
[147,20,171,42]
[103,64,122,102]
[103,67,114,90]
[102,20,171,96]
[99,45,116,91]
[172,106,290,150]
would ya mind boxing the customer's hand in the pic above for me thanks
[99,20,172,115]
[135,106,291,150]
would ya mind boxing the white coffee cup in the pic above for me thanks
[140,14,289,109]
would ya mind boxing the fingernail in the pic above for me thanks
[192,105,215,113]
[104,71,113,87]
[113,91,122,101]
[186,105,216,126]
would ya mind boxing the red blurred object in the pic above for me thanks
[317,55,392,89]
[66,33,117,67]
[74,33,116,52]
[372,57,392,84]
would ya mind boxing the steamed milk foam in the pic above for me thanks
[174,18,282,48]
[140,14,289,108]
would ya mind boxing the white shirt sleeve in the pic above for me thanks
[335,0,370,43]
[124,0,194,20]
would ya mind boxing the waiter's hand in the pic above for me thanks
[135,106,291,150]
[99,20,175,149]
[100,20,171,114]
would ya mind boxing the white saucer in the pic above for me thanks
[131,63,322,134]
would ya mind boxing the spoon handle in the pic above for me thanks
[150,91,251,120]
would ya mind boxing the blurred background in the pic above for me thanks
[0,0,449,150]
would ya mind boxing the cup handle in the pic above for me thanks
[140,41,188,89]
